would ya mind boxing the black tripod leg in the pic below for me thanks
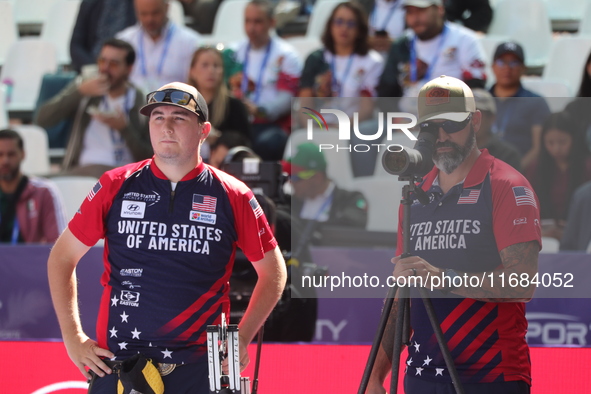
[390,286,409,394]
[418,287,465,394]
[357,284,398,394]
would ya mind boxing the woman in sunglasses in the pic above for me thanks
[298,1,384,113]
[188,47,251,141]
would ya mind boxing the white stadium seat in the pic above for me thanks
[13,124,50,176]
[285,36,322,62]
[542,36,591,95]
[0,88,8,129]
[285,129,355,189]
[13,0,59,26]
[306,1,341,39]
[168,0,186,27]
[578,2,591,36]
[199,0,249,45]
[40,0,81,66]
[349,177,402,232]
[0,38,58,112]
[0,2,18,67]
[51,176,99,221]
[520,78,572,112]
[487,0,553,68]
[541,236,560,253]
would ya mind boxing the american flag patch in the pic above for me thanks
[457,189,480,204]
[513,186,537,208]
[249,196,263,218]
[192,194,217,212]
[87,181,102,201]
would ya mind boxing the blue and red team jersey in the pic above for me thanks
[69,158,277,364]
[396,150,541,385]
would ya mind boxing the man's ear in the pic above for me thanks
[200,122,212,142]
[472,110,483,133]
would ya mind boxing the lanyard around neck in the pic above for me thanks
[138,23,175,77]
[371,0,399,32]
[241,40,273,104]
[409,23,449,83]
[330,54,355,97]
[102,88,133,161]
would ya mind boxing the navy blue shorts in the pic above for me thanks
[404,375,530,394]
[88,360,210,394]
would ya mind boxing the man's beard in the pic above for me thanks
[432,127,476,174]
[0,166,19,182]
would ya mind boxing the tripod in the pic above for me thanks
[357,176,465,394]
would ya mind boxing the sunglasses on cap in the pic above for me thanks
[420,113,472,135]
[146,89,205,118]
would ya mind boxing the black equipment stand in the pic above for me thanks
[357,176,465,394]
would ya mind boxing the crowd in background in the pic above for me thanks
[3,0,591,252]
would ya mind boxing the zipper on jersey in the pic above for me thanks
[169,185,176,213]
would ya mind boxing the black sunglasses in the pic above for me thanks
[420,113,472,134]
[146,89,204,118]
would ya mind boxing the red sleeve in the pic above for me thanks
[213,169,278,262]
[491,160,542,252]
[68,173,118,247]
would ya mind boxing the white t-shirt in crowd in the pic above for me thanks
[79,89,135,167]
[116,21,201,94]
[300,182,335,222]
[322,49,385,98]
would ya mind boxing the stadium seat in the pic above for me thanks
[542,36,591,95]
[578,2,591,36]
[545,0,589,25]
[0,38,58,112]
[199,0,249,45]
[306,1,341,39]
[285,36,322,62]
[349,177,402,232]
[13,124,50,176]
[520,78,572,112]
[285,129,354,188]
[40,0,81,66]
[477,35,511,88]
[168,0,186,27]
[487,0,553,68]
[0,2,18,67]
[541,236,560,253]
[51,176,99,220]
[13,0,59,26]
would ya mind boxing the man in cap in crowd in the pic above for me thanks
[472,88,522,172]
[367,75,540,394]
[489,41,550,169]
[48,81,287,393]
[378,0,487,99]
[289,142,368,233]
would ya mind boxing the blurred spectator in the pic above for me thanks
[70,0,136,73]
[444,0,493,33]
[116,0,201,93]
[289,142,368,230]
[564,51,591,151]
[298,1,384,177]
[188,47,251,139]
[363,0,406,55]
[299,1,383,117]
[377,0,487,98]
[36,39,152,178]
[525,112,591,240]
[560,180,591,251]
[472,88,521,171]
[489,42,551,169]
[208,132,250,168]
[0,129,67,244]
[177,0,221,34]
[226,0,302,161]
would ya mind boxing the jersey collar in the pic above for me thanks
[149,157,207,181]
[421,149,494,190]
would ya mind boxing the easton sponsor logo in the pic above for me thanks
[120,268,143,277]
[120,290,140,307]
